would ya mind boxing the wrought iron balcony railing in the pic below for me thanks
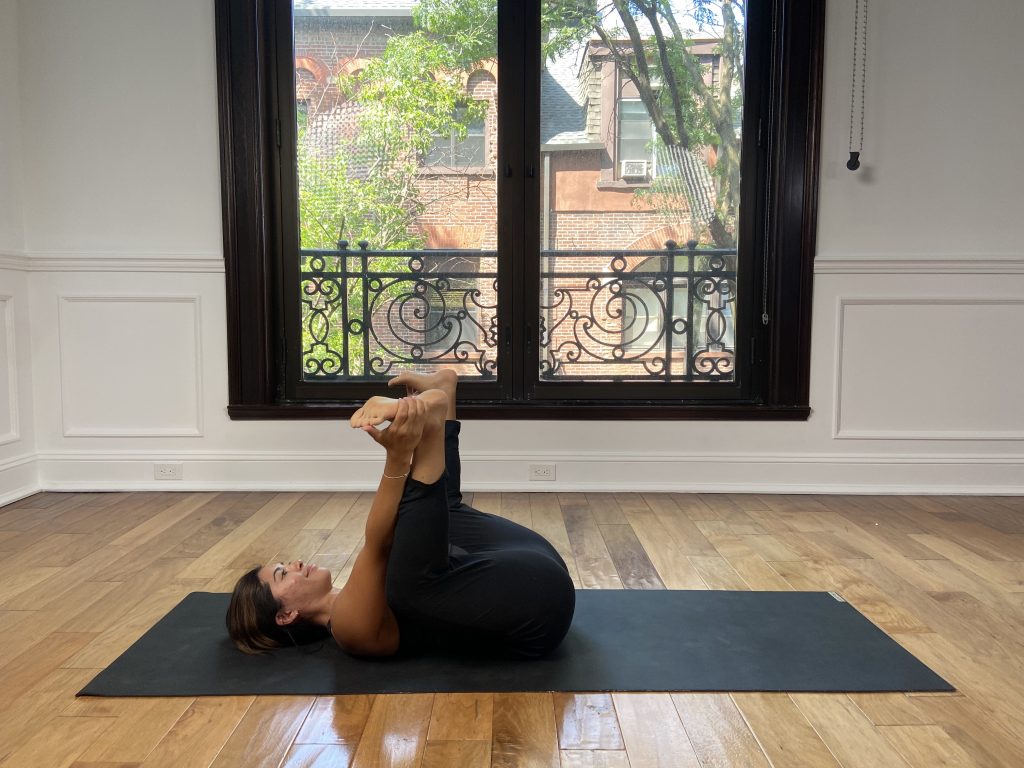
[300,240,737,382]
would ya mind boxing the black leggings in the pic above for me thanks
[385,421,576,659]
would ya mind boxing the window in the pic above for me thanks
[216,0,824,419]
[425,110,487,168]
[618,99,654,179]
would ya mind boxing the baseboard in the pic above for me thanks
[32,450,1024,495]
[0,453,40,506]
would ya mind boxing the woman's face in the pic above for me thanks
[257,559,332,620]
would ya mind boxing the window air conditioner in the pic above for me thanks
[621,160,648,179]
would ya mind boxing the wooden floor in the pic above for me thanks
[1,491,1024,767]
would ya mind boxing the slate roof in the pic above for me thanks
[540,47,596,148]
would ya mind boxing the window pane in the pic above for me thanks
[539,0,742,382]
[454,135,485,166]
[293,1,499,381]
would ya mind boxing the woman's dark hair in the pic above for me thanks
[226,567,290,654]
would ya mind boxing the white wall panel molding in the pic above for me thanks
[15,252,224,273]
[0,252,30,271]
[58,295,204,437]
[0,295,19,445]
[34,448,1024,494]
[0,452,38,506]
[834,297,1024,441]
[816,256,1024,275]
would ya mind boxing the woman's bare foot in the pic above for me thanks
[350,389,449,430]
[388,370,457,419]
[349,396,399,429]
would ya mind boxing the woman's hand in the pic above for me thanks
[359,396,425,462]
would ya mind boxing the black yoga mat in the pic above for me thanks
[78,590,953,696]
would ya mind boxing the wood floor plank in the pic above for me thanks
[69,698,194,764]
[687,555,748,590]
[731,693,842,768]
[672,693,770,768]
[1,544,130,612]
[420,740,490,768]
[497,494,532,528]
[103,495,258,578]
[642,493,718,556]
[583,493,627,524]
[752,496,841,533]
[0,566,64,605]
[61,494,182,539]
[553,693,623,750]
[293,695,374,746]
[684,494,767,534]
[0,667,97,764]
[227,493,332,569]
[107,493,220,550]
[529,494,582,587]
[909,533,1024,591]
[317,494,373,557]
[561,502,624,589]
[273,528,332,565]
[349,694,433,768]
[279,743,355,768]
[879,725,981,768]
[620,499,705,589]
[848,693,935,726]
[210,696,315,768]
[738,533,802,562]
[136,697,254,768]
[791,694,913,768]
[896,632,1024,738]
[598,523,664,589]
[702,533,792,590]
[0,632,96,707]
[0,715,113,768]
[0,581,119,667]
[559,751,631,768]
[491,693,559,768]
[5,532,111,568]
[177,493,306,579]
[613,693,701,768]
[904,693,1024,768]
[303,492,360,530]
[469,492,501,515]
[426,693,492,741]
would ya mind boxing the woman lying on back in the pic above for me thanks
[227,369,576,659]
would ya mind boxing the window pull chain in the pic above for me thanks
[847,0,868,171]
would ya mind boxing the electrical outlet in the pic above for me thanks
[154,462,183,480]
[528,463,556,481]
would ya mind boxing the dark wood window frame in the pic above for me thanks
[215,0,824,420]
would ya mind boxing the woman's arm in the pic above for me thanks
[330,398,425,656]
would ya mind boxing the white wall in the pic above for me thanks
[4,0,1023,500]
[0,0,38,504]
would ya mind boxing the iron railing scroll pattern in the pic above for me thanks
[300,241,499,380]
[539,241,737,381]
[299,240,736,382]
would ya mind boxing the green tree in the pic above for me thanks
[298,31,488,376]
[415,0,745,247]
[299,32,487,251]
